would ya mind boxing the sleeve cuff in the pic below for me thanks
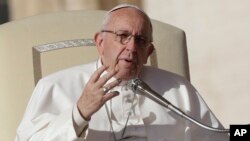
[72,104,89,137]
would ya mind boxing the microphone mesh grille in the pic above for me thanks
[127,77,142,92]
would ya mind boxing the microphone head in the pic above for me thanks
[127,77,143,92]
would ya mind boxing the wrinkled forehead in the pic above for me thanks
[112,10,147,27]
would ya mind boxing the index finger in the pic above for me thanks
[89,65,109,83]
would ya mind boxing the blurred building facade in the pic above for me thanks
[7,0,142,21]
[0,0,9,24]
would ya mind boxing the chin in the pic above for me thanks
[116,69,138,81]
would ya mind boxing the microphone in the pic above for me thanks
[127,78,229,133]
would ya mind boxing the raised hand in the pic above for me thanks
[77,65,121,120]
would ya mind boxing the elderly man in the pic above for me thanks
[16,4,229,141]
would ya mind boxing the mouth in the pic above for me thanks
[119,58,136,67]
[124,58,133,63]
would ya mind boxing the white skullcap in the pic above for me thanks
[102,4,152,31]
[106,4,148,18]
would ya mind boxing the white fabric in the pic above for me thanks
[16,61,229,141]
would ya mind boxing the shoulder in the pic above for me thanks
[38,61,96,86]
[141,66,190,85]
[140,66,196,95]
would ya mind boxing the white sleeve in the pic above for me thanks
[15,80,89,141]
[72,104,89,137]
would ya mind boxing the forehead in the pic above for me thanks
[106,8,151,34]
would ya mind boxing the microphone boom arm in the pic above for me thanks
[128,78,229,133]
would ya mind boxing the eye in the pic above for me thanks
[117,33,130,39]
[136,36,147,45]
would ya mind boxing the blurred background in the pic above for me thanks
[1,0,249,140]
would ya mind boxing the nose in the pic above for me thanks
[125,36,137,52]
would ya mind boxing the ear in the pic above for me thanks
[94,32,104,55]
[146,43,155,58]
[143,43,155,64]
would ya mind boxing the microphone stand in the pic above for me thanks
[128,78,229,133]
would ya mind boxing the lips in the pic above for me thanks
[119,57,135,62]
[119,57,136,67]
[124,58,133,63]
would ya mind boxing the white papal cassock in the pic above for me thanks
[16,60,229,141]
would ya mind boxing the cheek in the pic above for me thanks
[103,49,113,62]
[139,50,150,64]
[103,45,124,63]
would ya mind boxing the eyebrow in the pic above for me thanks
[115,29,146,36]
[115,29,130,33]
